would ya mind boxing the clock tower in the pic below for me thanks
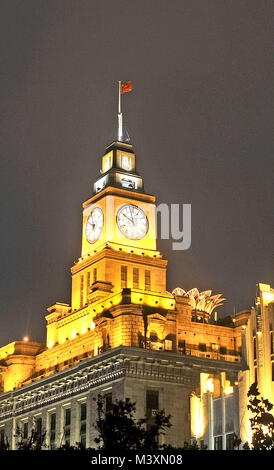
[70,114,168,312]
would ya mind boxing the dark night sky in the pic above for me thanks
[0,1,273,346]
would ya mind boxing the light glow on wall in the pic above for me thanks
[262,291,274,302]
[190,394,204,438]
[71,330,77,339]
[207,378,214,393]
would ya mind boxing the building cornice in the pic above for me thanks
[0,345,244,421]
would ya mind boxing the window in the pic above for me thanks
[64,408,71,445]
[80,275,84,308]
[105,392,112,413]
[103,155,112,172]
[86,272,90,296]
[35,417,42,439]
[121,266,127,288]
[214,436,223,450]
[270,331,274,355]
[150,333,158,343]
[178,340,186,353]
[213,399,222,436]
[145,270,151,291]
[80,403,87,448]
[226,433,234,450]
[93,267,97,284]
[220,346,227,355]
[50,413,56,449]
[146,390,159,418]
[199,343,206,352]
[146,390,159,434]
[133,268,139,289]
[254,367,258,384]
[120,154,132,171]
[253,336,257,360]
[23,422,28,439]
[0,429,5,447]
[225,396,234,433]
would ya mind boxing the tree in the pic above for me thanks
[14,425,47,450]
[0,434,9,450]
[94,395,172,451]
[244,383,274,450]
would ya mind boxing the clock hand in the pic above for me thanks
[123,213,134,225]
[129,206,135,225]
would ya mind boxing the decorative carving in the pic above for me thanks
[172,287,225,315]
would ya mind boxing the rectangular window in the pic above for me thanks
[146,390,159,434]
[225,396,234,433]
[214,436,223,450]
[165,339,172,351]
[35,417,42,438]
[23,422,28,439]
[50,413,56,449]
[146,390,159,418]
[254,367,258,384]
[103,155,112,172]
[213,399,222,436]
[86,272,91,296]
[220,346,227,355]
[120,154,132,171]
[253,336,257,360]
[0,429,5,446]
[270,331,274,355]
[121,266,127,288]
[80,275,84,308]
[65,408,71,426]
[105,392,112,413]
[64,408,71,445]
[80,403,87,448]
[145,270,151,291]
[199,343,206,352]
[226,433,234,450]
[133,268,139,289]
[93,267,97,284]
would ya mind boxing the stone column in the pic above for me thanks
[55,404,63,448]
[70,398,79,446]
[89,390,99,448]
[86,393,93,448]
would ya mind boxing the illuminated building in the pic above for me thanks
[0,102,273,450]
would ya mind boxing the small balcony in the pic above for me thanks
[178,343,241,362]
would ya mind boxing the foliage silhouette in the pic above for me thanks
[94,395,172,451]
[14,425,46,450]
[243,383,274,450]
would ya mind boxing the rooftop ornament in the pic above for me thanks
[172,287,226,314]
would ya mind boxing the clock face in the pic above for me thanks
[117,204,148,240]
[85,207,104,243]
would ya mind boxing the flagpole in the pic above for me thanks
[118,80,122,141]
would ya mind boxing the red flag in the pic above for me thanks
[121,81,132,93]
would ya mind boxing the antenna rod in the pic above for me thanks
[118,80,123,141]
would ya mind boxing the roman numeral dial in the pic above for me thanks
[85,207,104,243]
[116,204,148,240]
